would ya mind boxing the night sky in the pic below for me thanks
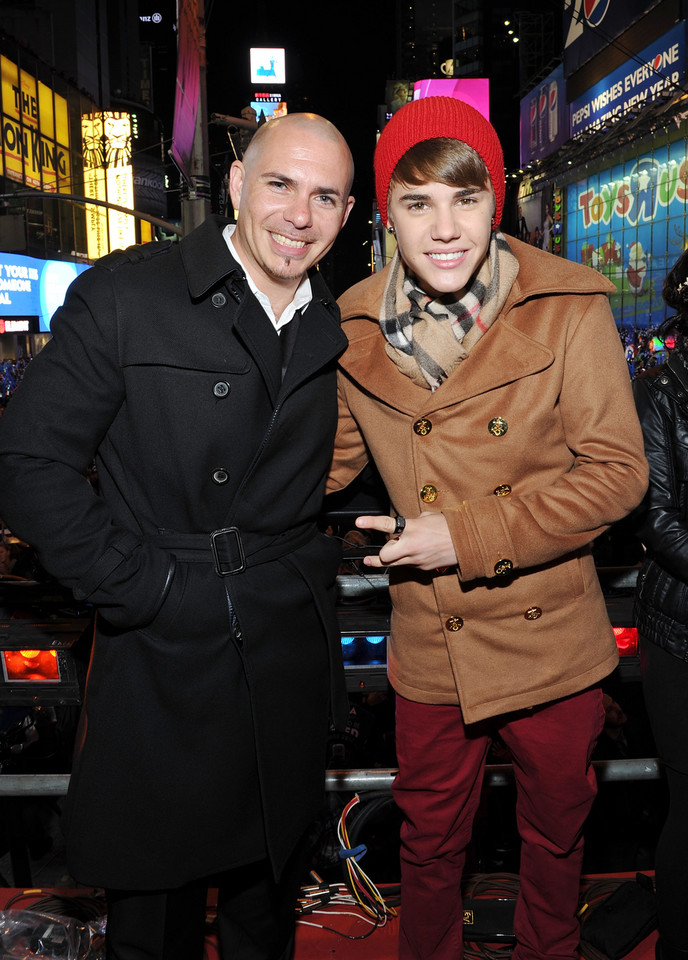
[203,0,399,295]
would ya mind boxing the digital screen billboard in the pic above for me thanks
[249,49,286,85]
[250,93,287,122]
[413,78,490,119]
[566,138,688,330]
[0,252,90,332]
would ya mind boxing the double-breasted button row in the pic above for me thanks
[445,607,543,630]
[420,481,512,504]
[212,467,229,485]
[415,416,509,438]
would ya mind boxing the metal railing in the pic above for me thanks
[0,757,664,798]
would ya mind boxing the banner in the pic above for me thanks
[566,137,688,329]
[0,55,70,192]
[520,64,567,166]
[170,0,202,182]
[563,0,663,77]
[570,22,686,138]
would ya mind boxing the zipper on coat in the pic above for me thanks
[224,585,243,649]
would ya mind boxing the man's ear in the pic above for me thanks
[228,161,245,213]
[342,195,355,228]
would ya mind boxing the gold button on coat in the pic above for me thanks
[445,616,464,631]
[488,417,508,437]
[524,606,542,620]
[494,558,514,576]
[414,418,432,436]
[420,484,438,503]
[493,484,511,497]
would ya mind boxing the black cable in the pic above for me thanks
[3,889,106,921]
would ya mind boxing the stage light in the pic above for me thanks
[612,626,638,657]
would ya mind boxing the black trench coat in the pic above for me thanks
[0,215,349,889]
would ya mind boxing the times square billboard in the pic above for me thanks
[565,20,688,331]
[520,64,566,168]
[563,0,663,76]
[566,138,688,332]
[0,253,90,333]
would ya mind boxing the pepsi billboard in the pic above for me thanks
[564,0,663,77]
[570,22,686,138]
[519,63,567,167]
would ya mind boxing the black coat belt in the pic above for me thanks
[152,522,316,576]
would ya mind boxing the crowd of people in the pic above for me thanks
[0,357,31,407]
[0,96,684,960]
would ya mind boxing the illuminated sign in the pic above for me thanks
[0,55,70,192]
[412,78,490,119]
[0,319,30,333]
[566,139,688,329]
[563,0,664,77]
[82,112,136,260]
[570,23,686,139]
[249,48,286,85]
[0,252,90,332]
[519,64,567,167]
[251,92,287,121]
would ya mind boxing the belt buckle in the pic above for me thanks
[210,527,246,576]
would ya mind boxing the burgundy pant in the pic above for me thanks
[393,688,605,960]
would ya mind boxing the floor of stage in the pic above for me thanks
[0,879,659,960]
[0,798,660,960]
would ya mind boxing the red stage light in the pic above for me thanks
[612,626,638,657]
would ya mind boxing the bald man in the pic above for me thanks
[0,113,355,960]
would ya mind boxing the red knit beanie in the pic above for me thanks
[374,96,505,228]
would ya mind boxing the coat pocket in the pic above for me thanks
[143,560,190,639]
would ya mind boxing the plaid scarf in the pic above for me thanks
[379,231,519,390]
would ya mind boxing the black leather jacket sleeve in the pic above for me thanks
[633,371,688,584]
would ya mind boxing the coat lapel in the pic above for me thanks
[232,300,283,405]
[339,313,554,415]
[280,299,347,396]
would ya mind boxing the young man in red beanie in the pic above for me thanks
[327,96,648,960]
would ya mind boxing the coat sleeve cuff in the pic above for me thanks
[444,498,518,583]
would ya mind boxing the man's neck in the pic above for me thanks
[223,225,312,330]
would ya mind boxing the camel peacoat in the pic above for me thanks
[328,235,649,724]
[0,215,349,889]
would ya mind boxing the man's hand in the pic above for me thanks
[355,512,458,570]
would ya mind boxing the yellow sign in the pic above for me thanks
[82,112,136,259]
[0,55,70,192]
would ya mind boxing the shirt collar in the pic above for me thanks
[222,223,312,331]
